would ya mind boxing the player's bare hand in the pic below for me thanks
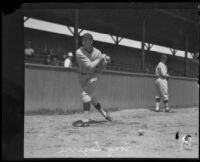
[105,55,111,63]
[100,54,107,60]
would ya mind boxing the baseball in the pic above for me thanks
[102,55,111,66]
[138,129,145,136]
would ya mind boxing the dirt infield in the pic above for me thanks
[24,107,199,158]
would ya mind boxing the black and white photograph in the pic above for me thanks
[21,2,200,158]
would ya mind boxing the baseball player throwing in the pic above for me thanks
[74,33,112,127]
[155,55,171,112]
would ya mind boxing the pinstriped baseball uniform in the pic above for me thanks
[155,61,169,101]
[76,46,103,104]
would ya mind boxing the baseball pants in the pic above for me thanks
[79,74,99,105]
[155,78,169,101]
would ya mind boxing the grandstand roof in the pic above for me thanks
[24,3,200,53]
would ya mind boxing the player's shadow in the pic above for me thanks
[148,107,176,113]
[88,119,109,124]
[149,108,163,112]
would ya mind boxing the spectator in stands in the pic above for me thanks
[62,54,67,65]
[52,56,59,66]
[64,52,73,68]
[145,68,150,74]
[25,41,34,57]
[49,49,55,58]
[46,54,52,65]
[43,44,49,55]
[63,54,67,60]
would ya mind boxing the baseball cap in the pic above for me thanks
[82,33,93,41]
[68,52,73,57]
[160,55,167,60]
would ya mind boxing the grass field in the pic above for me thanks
[24,107,199,158]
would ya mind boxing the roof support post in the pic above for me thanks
[110,35,116,44]
[78,29,84,35]
[145,43,153,52]
[24,17,29,23]
[198,22,200,55]
[116,36,119,45]
[118,37,123,44]
[74,9,79,61]
[184,34,188,77]
[110,35,123,45]
[141,19,146,72]
[66,26,74,35]
[170,48,177,56]
[73,9,79,66]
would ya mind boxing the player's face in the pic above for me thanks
[82,38,93,49]
[162,58,167,64]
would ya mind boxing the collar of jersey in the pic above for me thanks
[82,47,94,54]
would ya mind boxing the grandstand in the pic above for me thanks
[24,27,199,78]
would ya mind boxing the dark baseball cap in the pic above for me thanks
[160,55,167,60]
[82,33,93,41]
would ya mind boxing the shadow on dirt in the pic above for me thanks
[148,108,176,113]
[88,119,109,124]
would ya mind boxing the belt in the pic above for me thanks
[79,72,93,75]
[156,76,166,80]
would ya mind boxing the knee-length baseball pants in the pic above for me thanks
[155,78,169,101]
[79,74,99,105]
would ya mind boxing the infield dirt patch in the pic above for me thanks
[24,107,199,158]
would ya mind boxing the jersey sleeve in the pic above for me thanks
[97,49,102,58]
[76,50,91,68]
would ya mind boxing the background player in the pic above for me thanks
[74,33,112,127]
[155,55,171,112]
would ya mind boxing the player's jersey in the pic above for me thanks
[155,62,167,78]
[76,47,102,74]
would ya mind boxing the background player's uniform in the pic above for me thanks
[76,46,103,105]
[155,61,169,101]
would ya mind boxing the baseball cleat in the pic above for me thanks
[155,109,161,112]
[98,110,112,121]
[105,112,112,121]
[165,109,172,113]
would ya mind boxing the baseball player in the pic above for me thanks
[155,55,171,112]
[74,33,112,127]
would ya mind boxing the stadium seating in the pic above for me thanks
[24,28,199,78]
